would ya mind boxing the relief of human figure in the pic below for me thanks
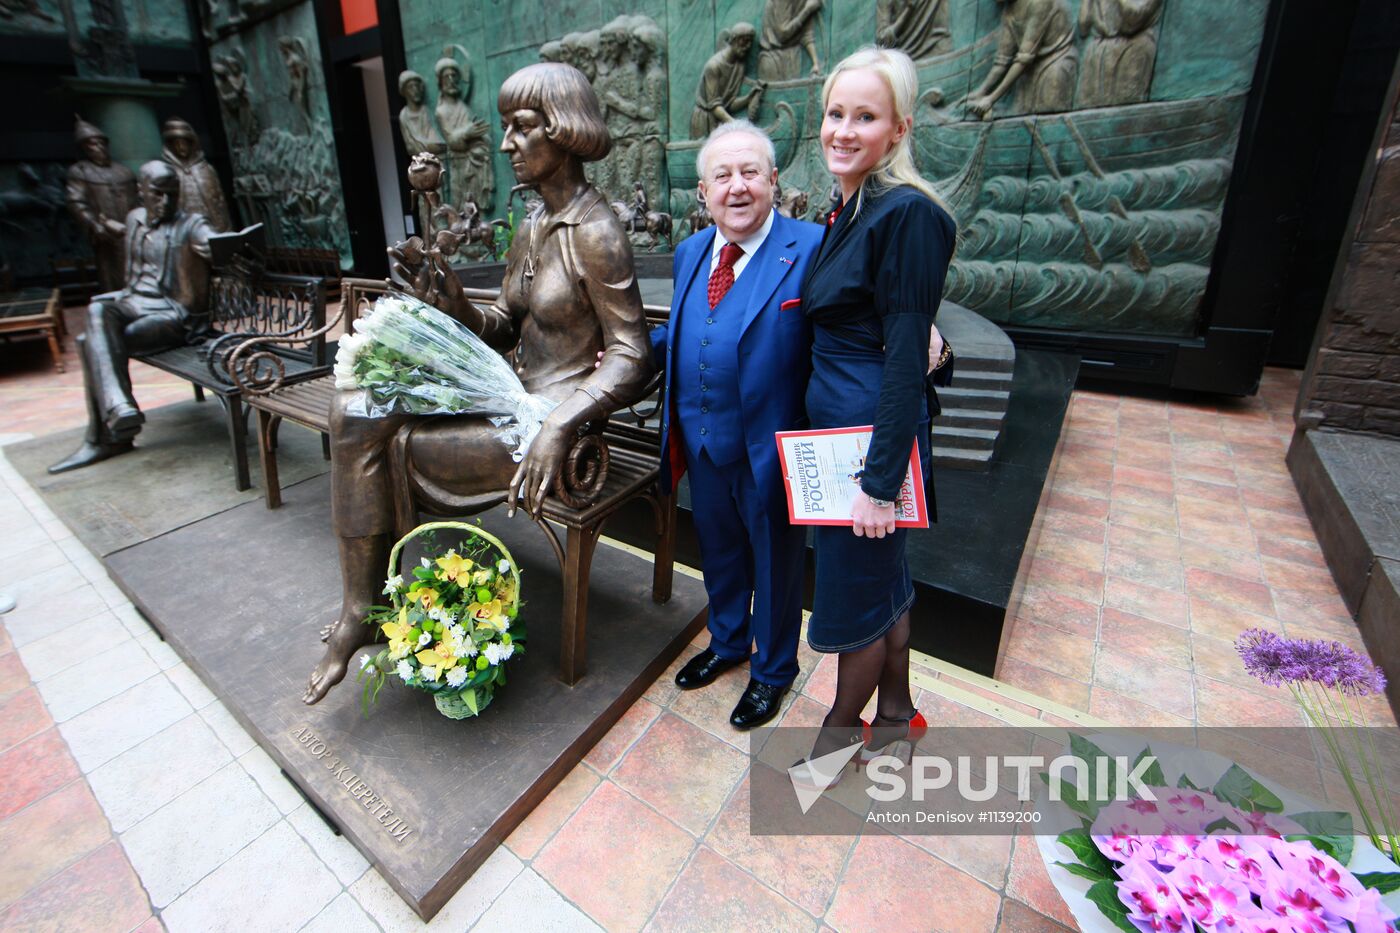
[66,116,138,293]
[965,0,1077,118]
[278,36,313,135]
[396,70,446,159]
[561,31,600,82]
[876,0,952,60]
[631,19,667,200]
[593,17,640,199]
[691,24,767,139]
[757,0,823,81]
[160,118,231,232]
[1076,0,1165,107]
[212,49,258,149]
[435,46,494,211]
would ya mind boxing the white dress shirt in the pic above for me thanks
[708,209,775,282]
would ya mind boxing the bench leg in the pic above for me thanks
[46,327,65,373]
[652,491,676,604]
[193,385,205,403]
[559,524,601,686]
[256,410,282,509]
[224,396,251,491]
[321,432,331,461]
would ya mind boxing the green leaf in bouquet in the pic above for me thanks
[1065,733,1117,817]
[462,688,479,716]
[1212,764,1284,813]
[1084,879,1137,933]
[1040,771,1095,819]
[1355,871,1400,894]
[1286,811,1355,866]
[1131,747,1166,790]
[1177,773,1202,791]
[1055,861,1112,882]
[1058,830,1114,877]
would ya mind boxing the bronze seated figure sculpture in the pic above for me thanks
[50,161,220,474]
[304,62,655,704]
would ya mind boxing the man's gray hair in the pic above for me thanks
[696,120,776,180]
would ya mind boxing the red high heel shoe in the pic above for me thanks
[859,710,927,764]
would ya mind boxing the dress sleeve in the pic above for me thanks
[860,196,955,501]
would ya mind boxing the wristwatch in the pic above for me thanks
[867,495,895,509]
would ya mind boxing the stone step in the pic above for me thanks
[932,446,995,470]
[951,368,1014,391]
[950,353,1015,375]
[933,425,1000,451]
[935,407,1006,432]
[937,386,1010,411]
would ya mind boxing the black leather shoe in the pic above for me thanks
[729,678,790,730]
[674,649,746,690]
[47,440,135,474]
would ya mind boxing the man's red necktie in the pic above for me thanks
[707,242,744,308]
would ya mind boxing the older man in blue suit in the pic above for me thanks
[651,121,824,729]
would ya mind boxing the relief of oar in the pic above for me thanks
[1027,120,1103,270]
[1063,115,1152,274]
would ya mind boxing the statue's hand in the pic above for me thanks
[508,420,569,519]
[101,218,125,238]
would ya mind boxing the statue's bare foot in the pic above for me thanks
[318,621,334,643]
[304,614,373,705]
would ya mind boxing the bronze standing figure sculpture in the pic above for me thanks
[49,162,220,473]
[160,118,232,232]
[66,116,138,292]
[304,62,654,705]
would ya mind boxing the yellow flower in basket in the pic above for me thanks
[435,551,473,582]
[407,584,440,610]
[469,598,508,632]
[381,607,415,659]
[415,647,453,673]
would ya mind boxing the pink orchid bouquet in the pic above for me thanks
[1045,736,1400,932]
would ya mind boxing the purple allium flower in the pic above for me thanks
[1236,629,1387,696]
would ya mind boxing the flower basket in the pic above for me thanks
[1035,734,1400,932]
[357,521,524,719]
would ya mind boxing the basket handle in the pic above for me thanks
[385,520,521,618]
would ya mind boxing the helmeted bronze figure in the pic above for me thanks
[161,118,232,232]
[66,116,138,292]
[50,162,219,474]
[304,62,654,704]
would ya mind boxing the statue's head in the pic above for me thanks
[497,63,610,182]
[161,118,199,162]
[600,18,629,62]
[398,70,426,106]
[538,40,563,64]
[138,161,181,224]
[436,50,466,97]
[632,20,664,64]
[726,23,756,57]
[74,115,110,166]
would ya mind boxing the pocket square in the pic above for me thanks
[780,298,801,311]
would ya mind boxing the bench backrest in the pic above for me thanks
[209,272,329,367]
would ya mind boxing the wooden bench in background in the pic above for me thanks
[236,280,675,685]
[0,287,64,372]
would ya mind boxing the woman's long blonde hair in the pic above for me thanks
[822,46,949,215]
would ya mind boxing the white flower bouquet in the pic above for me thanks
[357,521,523,720]
[333,292,556,460]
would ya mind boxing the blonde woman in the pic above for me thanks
[794,46,955,782]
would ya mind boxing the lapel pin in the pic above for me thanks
[779,256,794,265]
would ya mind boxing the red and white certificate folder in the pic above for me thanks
[774,426,929,528]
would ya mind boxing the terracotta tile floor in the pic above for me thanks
[0,310,1394,931]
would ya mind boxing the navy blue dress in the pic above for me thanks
[800,184,956,653]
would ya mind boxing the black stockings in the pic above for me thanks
[812,610,916,758]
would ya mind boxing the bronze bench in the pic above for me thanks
[134,271,327,490]
[235,279,676,685]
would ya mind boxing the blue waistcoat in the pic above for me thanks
[671,249,762,466]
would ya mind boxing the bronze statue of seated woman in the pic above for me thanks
[304,63,655,704]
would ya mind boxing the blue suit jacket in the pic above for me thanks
[651,210,825,505]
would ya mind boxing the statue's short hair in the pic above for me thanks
[497,63,610,162]
[696,120,776,180]
[139,160,180,189]
[397,70,425,96]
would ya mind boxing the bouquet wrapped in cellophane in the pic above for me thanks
[333,292,556,460]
